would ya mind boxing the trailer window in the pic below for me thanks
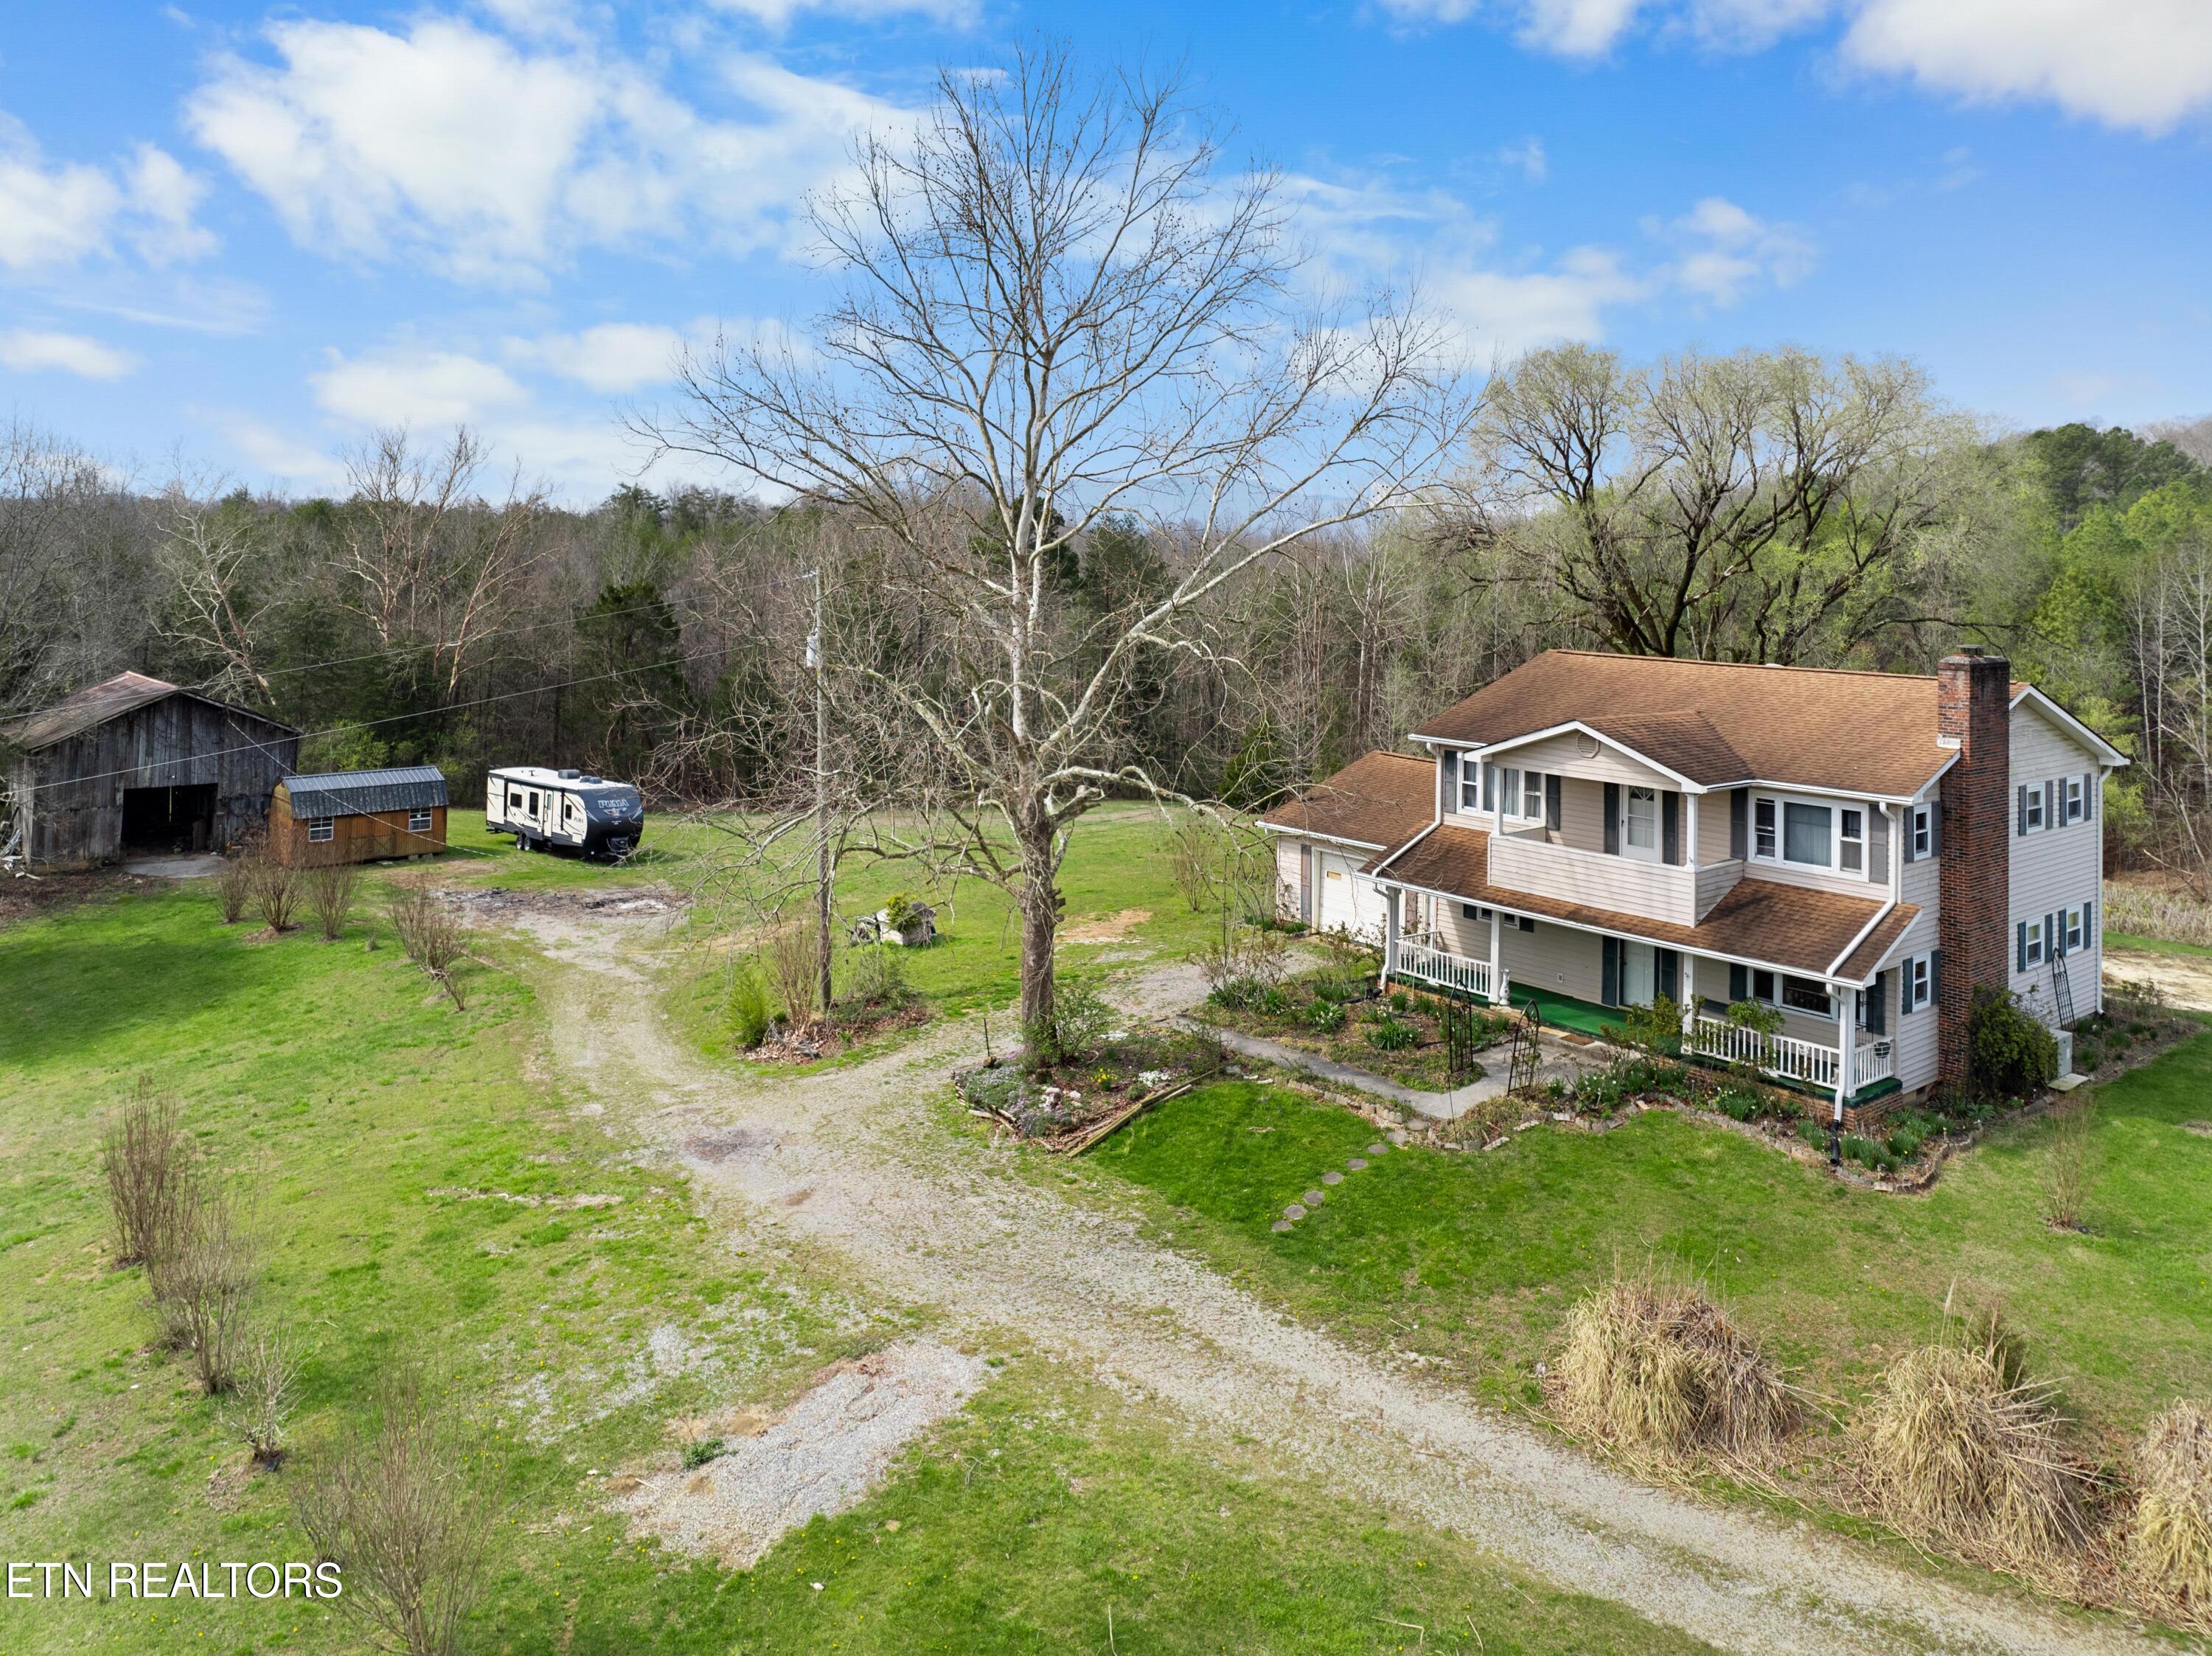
[507,790,523,813]
[307,816,334,843]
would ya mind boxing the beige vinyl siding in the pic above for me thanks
[1432,903,1606,1003]
[1698,788,1737,862]
[1500,731,1674,787]
[1694,860,1745,919]
[1273,836,1303,922]
[2005,703,2105,1023]
[1557,776,1607,852]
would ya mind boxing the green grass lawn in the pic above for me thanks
[1089,1044,2212,1448]
[0,848,1707,1654]
[2105,928,2212,960]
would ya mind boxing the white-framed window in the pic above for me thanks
[307,816,334,843]
[2023,916,2046,967]
[1461,902,1492,921]
[1624,785,1659,853]
[2024,785,2045,832]
[1910,804,1933,860]
[1754,797,1778,859]
[1840,807,1864,873]
[1523,768,1545,821]
[1458,756,1482,813]
[1905,953,1932,1011]
[408,807,433,835]
[1783,801,1832,866]
[2062,905,2085,953]
[1750,793,1851,872]
[2063,776,2085,824]
[1780,975,1834,1017]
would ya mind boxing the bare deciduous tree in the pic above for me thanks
[644,44,1472,1045]
[156,479,278,703]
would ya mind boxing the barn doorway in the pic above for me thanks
[121,784,217,854]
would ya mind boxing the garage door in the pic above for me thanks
[1317,852,1380,939]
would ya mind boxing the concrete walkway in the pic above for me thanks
[1197,1021,1623,1120]
[122,853,224,879]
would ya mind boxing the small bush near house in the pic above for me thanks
[725,965,772,1050]
[1364,1014,1416,1052]
[2040,1090,2101,1232]
[1966,987,2059,1103]
[1621,994,1685,1057]
[1552,1275,1795,1460]
[1858,1309,2088,1566]
[1304,1000,1346,1034]
[246,836,299,933]
[302,860,360,942]
[296,1367,498,1656]
[2131,1401,2212,1625]
[1045,980,1120,1066]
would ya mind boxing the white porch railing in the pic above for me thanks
[1686,1015,1896,1093]
[1389,937,1507,1004]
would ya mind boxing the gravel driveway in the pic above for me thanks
[526,911,2159,1656]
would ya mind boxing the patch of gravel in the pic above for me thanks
[609,1341,986,1568]
[537,922,2163,1656]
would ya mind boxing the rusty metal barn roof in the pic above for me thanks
[2,671,299,751]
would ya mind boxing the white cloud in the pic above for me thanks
[706,0,978,25]
[1434,248,1649,356]
[0,328,141,379]
[1654,195,1815,306]
[310,347,532,428]
[185,17,910,285]
[1373,0,2212,131]
[507,322,686,393]
[212,412,346,488]
[0,115,215,274]
[1496,136,1548,183]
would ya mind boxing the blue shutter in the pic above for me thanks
[1661,792,1680,865]
[1545,773,1562,831]
[2085,771,2096,821]
[2017,784,2028,836]
[1730,790,1747,859]
[1601,936,1620,1007]
[1604,782,1621,855]
[2016,921,2027,973]
[2043,780,2056,832]
[2084,897,2094,942]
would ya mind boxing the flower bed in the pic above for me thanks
[1192,969,1512,1091]
[957,1025,1226,1141]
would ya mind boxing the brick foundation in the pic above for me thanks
[1935,647,2011,1090]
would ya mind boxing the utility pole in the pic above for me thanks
[810,566,833,1017]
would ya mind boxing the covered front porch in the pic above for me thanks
[1379,891,1899,1104]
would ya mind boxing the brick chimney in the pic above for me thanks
[1936,645,2011,1088]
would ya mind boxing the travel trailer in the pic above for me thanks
[484,767,647,858]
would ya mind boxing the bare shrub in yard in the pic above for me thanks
[2040,1090,2100,1232]
[1552,1274,1796,1461]
[760,919,818,1028]
[246,834,300,932]
[160,1181,262,1395]
[217,851,254,924]
[303,861,361,942]
[1858,1309,2090,1565]
[389,877,469,1009]
[228,1321,305,1468]
[297,1369,498,1656]
[101,1082,195,1268]
[2131,1401,2212,1625]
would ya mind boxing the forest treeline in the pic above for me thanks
[2,378,2210,886]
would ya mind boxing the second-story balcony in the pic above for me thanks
[1485,826,1739,928]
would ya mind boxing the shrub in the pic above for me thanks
[296,1368,498,1656]
[1843,1134,1896,1175]
[1966,987,2059,1102]
[1364,1015,1416,1052]
[1712,1086,1765,1124]
[681,1436,726,1470]
[1388,989,1411,1014]
[2132,1402,2212,1621]
[246,836,299,932]
[302,861,360,942]
[725,966,772,1050]
[229,1321,303,1467]
[1304,1000,1346,1034]
[1884,1113,1932,1163]
[1206,975,1263,1011]
[102,1082,195,1268]
[2039,1090,2099,1231]
[1309,975,1364,1007]
[1047,980,1120,1065]
[841,942,912,1010]
[1859,1311,2088,1564]
[159,1180,261,1396]
[388,878,470,1009]
[760,919,820,1028]
[1553,1276,1795,1458]
[1256,986,1294,1017]
[1621,994,1684,1057]
[216,851,254,924]
[1796,1116,1829,1152]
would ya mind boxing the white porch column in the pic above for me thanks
[1686,793,1700,872]
[1833,984,1857,1138]
[1680,951,1697,1034]
[1382,887,1402,990]
[1488,907,1503,1005]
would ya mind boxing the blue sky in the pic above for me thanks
[2,0,2208,501]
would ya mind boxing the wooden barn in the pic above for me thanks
[2,672,299,871]
[270,767,449,866]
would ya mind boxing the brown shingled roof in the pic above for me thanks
[1412,650,1964,799]
[1372,822,1916,982]
[1256,749,1433,850]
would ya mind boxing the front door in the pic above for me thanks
[1621,786,1660,863]
[1621,941,1658,1006]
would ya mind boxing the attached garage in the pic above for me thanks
[1258,751,1436,945]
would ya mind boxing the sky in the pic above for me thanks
[2,0,2209,502]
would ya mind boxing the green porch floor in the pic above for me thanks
[1506,986,1630,1038]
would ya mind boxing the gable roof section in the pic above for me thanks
[281,766,449,817]
[1413,650,1979,799]
[1256,749,1433,850]
[1370,821,1916,984]
[3,672,299,751]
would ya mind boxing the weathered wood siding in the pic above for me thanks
[12,695,298,869]
[270,792,448,867]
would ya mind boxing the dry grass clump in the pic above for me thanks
[1552,1276,1796,1460]
[2131,1402,2212,1624]
[1859,1310,2089,1565]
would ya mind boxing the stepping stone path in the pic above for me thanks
[1273,1141,1394,1234]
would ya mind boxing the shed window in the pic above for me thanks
[408,808,433,835]
[307,816,335,843]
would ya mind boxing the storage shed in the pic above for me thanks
[2,672,300,870]
[270,767,449,866]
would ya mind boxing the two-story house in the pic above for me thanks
[1259,647,2125,1117]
